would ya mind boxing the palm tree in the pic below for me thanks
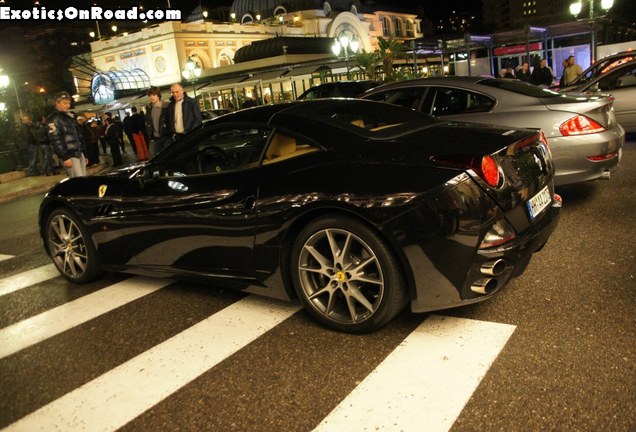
[377,36,409,82]
[352,50,381,81]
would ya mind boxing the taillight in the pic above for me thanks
[480,156,500,188]
[432,155,503,188]
[559,115,605,136]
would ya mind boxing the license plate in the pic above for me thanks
[526,186,551,221]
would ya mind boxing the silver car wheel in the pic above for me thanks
[297,228,385,325]
[47,213,90,280]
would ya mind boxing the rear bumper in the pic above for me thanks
[410,197,561,313]
[550,125,625,186]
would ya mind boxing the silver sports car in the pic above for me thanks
[568,59,636,133]
[362,76,625,186]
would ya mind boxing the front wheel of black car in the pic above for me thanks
[291,215,408,333]
[45,208,101,283]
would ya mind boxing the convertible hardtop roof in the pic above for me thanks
[210,99,443,139]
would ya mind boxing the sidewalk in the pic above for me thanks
[0,152,135,204]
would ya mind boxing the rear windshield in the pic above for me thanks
[478,78,561,98]
[314,100,442,138]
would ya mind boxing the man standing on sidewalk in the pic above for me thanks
[20,114,40,176]
[145,86,171,157]
[129,107,149,161]
[167,82,202,141]
[47,91,86,178]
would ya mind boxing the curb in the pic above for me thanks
[0,164,113,204]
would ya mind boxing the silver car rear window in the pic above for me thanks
[478,78,561,98]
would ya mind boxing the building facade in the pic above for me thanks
[77,2,422,112]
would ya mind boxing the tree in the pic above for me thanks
[377,36,409,82]
[352,50,381,81]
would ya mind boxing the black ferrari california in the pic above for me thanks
[39,99,561,333]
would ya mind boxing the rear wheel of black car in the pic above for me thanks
[45,208,101,283]
[291,215,408,333]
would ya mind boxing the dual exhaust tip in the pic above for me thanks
[471,259,506,295]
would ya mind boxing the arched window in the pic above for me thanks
[405,20,414,37]
[322,2,331,16]
[241,14,254,24]
[394,18,403,37]
[382,16,391,36]
[273,6,287,16]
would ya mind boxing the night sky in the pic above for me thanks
[2,0,632,24]
[0,0,475,20]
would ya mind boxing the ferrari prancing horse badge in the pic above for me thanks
[98,185,107,198]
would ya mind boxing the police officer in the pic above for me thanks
[47,91,87,178]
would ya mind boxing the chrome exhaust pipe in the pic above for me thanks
[471,278,498,295]
[481,259,506,276]
[601,170,611,180]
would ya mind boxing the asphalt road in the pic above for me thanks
[0,137,634,431]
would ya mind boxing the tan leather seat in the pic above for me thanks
[266,133,297,160]
[351,119,365,128]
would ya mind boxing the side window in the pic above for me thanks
[465,92,494,113]
[615,67,636,89]
[365,88,428,110]
[430,87,493,116]
[161,126,269,176]
[263,131,320,165]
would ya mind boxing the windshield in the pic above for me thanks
[478,78,562,98]
[573,55,635,85]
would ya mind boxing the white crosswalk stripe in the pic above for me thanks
[314,315,516,431]
[0,264,58,297]
[0,266,514,431]
[0,276,173,359]
[0,254,13,263]
[3,296,300,432]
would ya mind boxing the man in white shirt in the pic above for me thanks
[166,83,202,141]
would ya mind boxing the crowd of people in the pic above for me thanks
[18,81,202,179]
[500,55,582,87]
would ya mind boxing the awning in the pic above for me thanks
[249,69,288,81]
[197,76,250,93]
[73,102,106,113]
[286,64,331,77]
[104,92,146,111]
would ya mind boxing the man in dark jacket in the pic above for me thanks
[129,106,149,160]
[122,113,137,155]
[146,86,172,157]
[516,62,532,83]
[167,82,202,140]
[20,114,40,176]
[46,91,86,177]
[531,59,553,87]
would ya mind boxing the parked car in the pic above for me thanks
[201,108,233,120]
[39,99,561,333]
[297,80,380,99]
[568,59,636,133]
[558,50,635,91]
[362,76,625,186]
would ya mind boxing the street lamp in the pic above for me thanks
[182,56,202,97]
[331,35,360,79]
[570,0,614,62]
[0,71,23,116]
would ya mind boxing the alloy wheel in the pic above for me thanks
[47,213,89,280]
[297,228,385,325]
